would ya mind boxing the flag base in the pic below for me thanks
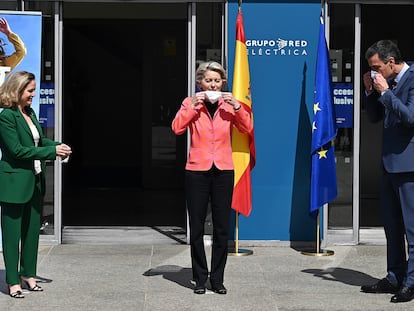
[301,249,334,257]
[228,248,253,256]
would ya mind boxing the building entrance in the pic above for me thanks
[359,3,414,227]
[327,2,414,244]
[61,18,187,228]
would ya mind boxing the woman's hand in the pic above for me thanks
[56,143,72,159]
[191,92,206,109]
[221,92,241,110]
[0,18,11,36]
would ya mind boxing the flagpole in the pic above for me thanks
[228,212,253,256]
[228,0,253,257]
[321,0,325,17]
[235,211,239,252]
[301,0,336,257]
[301,208,334,256]
[316,212,320,252]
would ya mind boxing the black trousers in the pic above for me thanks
[185,166,234,286]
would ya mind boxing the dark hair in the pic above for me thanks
[365,40,403,64]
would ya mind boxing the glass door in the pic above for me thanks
[358,3,414,244]
[325,3,359,245]
[326,2,414,245]
[185,2,225,242]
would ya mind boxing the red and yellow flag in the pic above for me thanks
[231,10,256,217]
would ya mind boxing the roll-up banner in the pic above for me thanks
[0,11,42,248]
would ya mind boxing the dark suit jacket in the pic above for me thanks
[364,63,414,173]
[0,106,59,203]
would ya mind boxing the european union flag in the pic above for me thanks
[310,15,338,217]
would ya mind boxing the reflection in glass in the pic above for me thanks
[328,4,355,229]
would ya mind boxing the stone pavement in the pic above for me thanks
[0,241,413,310]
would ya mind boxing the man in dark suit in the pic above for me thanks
[361,40,414,303]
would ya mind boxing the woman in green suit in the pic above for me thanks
[0,71,72,298]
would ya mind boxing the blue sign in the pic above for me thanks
[39,82,54,127]
[333,82,353,128]
[228,1,321,241]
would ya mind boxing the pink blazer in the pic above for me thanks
[172,97,253,171]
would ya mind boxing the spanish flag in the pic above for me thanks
[231,9,256,217]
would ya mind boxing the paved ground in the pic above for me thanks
[0,239,413,310]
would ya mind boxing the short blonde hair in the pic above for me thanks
[195,61,227,85]
[0,70,35,108]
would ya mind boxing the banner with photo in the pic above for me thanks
[0,11,42,114]
[0,10,42,248]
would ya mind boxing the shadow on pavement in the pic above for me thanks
[302,267,379,287]
[143,265,193,289]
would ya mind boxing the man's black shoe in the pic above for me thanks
[361,278,399,294]
[211,284,227,295]
[390,286,414,303]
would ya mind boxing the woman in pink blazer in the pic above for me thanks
[172,61,252,294]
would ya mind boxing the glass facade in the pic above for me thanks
[1,0,411,245]
[0,1,58,240]
[0,1,224,243]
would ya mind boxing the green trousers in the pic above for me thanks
[1,178,42,286]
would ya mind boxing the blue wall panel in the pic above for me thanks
[228,1,321,240]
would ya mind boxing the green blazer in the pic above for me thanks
[0,106,60,204]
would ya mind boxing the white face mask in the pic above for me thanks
[204,91,222,104]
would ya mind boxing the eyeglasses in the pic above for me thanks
[203,78,223,84]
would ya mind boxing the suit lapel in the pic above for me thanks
[394,64,414,93]
[27,107,42,136]
[13,108,32,136]
[13,107,37,145]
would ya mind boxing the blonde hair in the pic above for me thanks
[195,61,227,85]
[0,70,35,108]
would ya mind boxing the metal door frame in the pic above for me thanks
[323,2,362,246]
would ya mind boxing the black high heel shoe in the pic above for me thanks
[194,285,206,294]
[9,284,24,299]
[9,290,24,298]
[21,278,44,292]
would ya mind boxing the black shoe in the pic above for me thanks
[211,284,227,295]
[391,286,414,303]
[361,278,399,294]
[194,285,206,294]
[21,278,44,292]
[9,290,24,299]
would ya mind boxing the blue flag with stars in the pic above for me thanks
[310,15,338,217]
